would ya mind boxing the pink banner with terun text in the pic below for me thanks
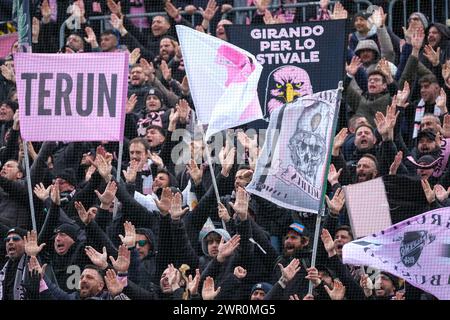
[14,52,128,141]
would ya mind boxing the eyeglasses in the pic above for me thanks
[136,240,148,247]
[4,236,22,242]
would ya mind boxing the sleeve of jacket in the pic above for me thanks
[170,218,199,269]
[378,140,399,176]
[64,171,103,218]
[30,141,57,187]
[343,74,363,113]
[326,254,366,300]
[377,26,395,63]
[122,279,159,300]
[85,219,117,257]
[120,32,156,62]
[38,202,62,257]
[216,272,246,300]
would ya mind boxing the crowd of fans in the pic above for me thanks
[0,0,449,300]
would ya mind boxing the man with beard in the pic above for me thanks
[373,272,398,300]
[271,223,311,283]
[331,102,398,186]
[405,129,441,177]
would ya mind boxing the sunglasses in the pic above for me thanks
[136,240,148,247]
[4,235,22,242]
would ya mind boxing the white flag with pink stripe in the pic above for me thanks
[176,25,263,139]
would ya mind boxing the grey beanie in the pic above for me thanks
[409,12,429,29]
[200,228,231,256]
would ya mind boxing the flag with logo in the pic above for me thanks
[246,89,340,213]
[343,206,450,300]
[176,25,263,139]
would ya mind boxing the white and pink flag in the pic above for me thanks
[176,25,263,139]
[14,52,129,142]
[343,207,450,300]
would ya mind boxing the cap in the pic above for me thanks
[7,227,27,238]
[54,223,80,241]
[251,282,273,294]
[409,12,429,29]
[1,100,18,112]
[354,10,371,21]
[147,88,165,103]
[288,222,309,237]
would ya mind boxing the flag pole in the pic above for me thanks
[308,82,344,295]
[194,116,227,231]
[16,0,36,230]
[113,140,124,219]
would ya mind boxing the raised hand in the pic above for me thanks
[345,56,362,76]
[129,48,141,66]
[289,294,301,300]
[229,187,249,221]
[165,0,181,19]
[374,102,399,141]
[219,146,236,177]
[442,114,450,138]
[411,27,425,54]
[169,192,189,220]
[360,273,374,297]
[436,88,448,114]
[177,99,191,124]
[327,163,342,186]
[421,179,435,204]
[376,58,393,83]
[423,45,441,67]
[331,2,348,20]
[218,202,231,223]
[325,279,346,300]
[321,228,336,257]
[149,152,164,169]
[32,17,40,42]
[75,201,93,225]
[187,159,203,186]
[34,183,51,202]
[305,267,321,287]
[278,258,301,284]
[105,268,126,297]
[160,60,172,82]
[395,81,410,108]
[233,266,247,279]
[95,180,117,209]
[370,6,386,28]
[325,188,345,216]
[187,268,201,296]
[109,244,131,273]
[126,94,138,114]
[217,234,241,263]
[123,159,142,184]
[199,0,219,22]
[434,184,449,202]
[24,230,46,257]
[50,182,60,206]
[166,264,181,292]
[332,128,348,156]
[85,246,108,269]
[181,76,190,95]
[41,0,52,23]
[84,27,98,48]
[202,276,221,300]
[0,64,15,82]
[106,0,122,18]
[140,58,155,82]
[110,13,124,31]
[28,256,47,279]
[442,60,450,88]
[93,153,112,182]
[118,221,136,247]
[155,187,173,215]
[389,151,403,175]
